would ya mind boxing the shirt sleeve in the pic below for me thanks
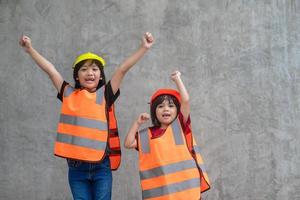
[178,112,191,135]
[57,81,69,102]
[105,81,120,108]
[135,132,139,151]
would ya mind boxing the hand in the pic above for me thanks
[171,70,181,82]
[137,113,150,125]
[142,32,154,49]
[19,35,32,53]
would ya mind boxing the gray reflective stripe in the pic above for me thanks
[59,114,107,130]
[199,164,206,173]
[56,132,106,150]
[64,86,74,97]
[140,159,197,180]
[142,178,200,199]
[171,119,184,145]
[193,146,201,154]
[96,87,104,105]
[139,128,150,153]
[192,146,206,172]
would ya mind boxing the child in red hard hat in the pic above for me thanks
[124,71,210,200]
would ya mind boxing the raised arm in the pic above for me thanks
[124,113,150,149]
[19,35,63,92]
[110,32,154,94]
[171,71,190,123]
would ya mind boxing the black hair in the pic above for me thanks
[73,59,106,89]
[150,94,180,127]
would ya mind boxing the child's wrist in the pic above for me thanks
[141,45,150,50]
[136,120,142,126]
[26,46,34,54]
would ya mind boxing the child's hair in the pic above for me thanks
[150,94,180,127]
[73,59,106,89]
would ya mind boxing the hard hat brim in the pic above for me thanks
[73,52,106,69]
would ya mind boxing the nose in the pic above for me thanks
[163,105,169,111]
[87,68,93,75]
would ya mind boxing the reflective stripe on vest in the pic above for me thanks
[56,132,107,150]
[142,178,200,199]
[139,128,150,153]
[138,119,203,199]
[184,130,211,193]
[54,86,108,162]
[140,159,202,180]
[59,114,107,130]
[64,86,74,97]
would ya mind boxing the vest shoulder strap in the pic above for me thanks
[139,128,150,153]
[63,85,75,98]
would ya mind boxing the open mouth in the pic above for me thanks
[85,77,95,83]
[162,113,171,118]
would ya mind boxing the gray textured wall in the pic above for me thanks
[1,0,300,199]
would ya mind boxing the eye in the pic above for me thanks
[93,68,99,71]
[157,104,164,108]
[80,67,87,71]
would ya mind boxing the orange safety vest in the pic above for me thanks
[137,118,210,200]
[54,85,121,170]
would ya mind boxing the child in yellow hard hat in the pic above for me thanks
[19,32,154,200]
[124,71,210,200]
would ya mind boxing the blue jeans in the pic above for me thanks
[67,156,112,200]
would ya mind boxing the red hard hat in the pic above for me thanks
[150,88,181,104]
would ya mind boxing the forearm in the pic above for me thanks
[111,46,148,94]
[28,47,56,75]
[27,47,63,91]
[174,76,190,122]
[174,77,189,103]
[124,120,140,149]
[119,46,148,72]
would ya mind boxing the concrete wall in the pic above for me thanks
[1,0,300,199]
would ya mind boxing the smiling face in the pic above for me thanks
[151,95,180,129]
[77,60,102,92]
[155,99,178,129]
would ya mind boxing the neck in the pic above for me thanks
[160,123,169,129]
[81,87,97,93]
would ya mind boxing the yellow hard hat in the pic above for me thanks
[72,52,106,69]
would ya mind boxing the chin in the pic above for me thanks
[161,120,173,125]
[85,86,97,92]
